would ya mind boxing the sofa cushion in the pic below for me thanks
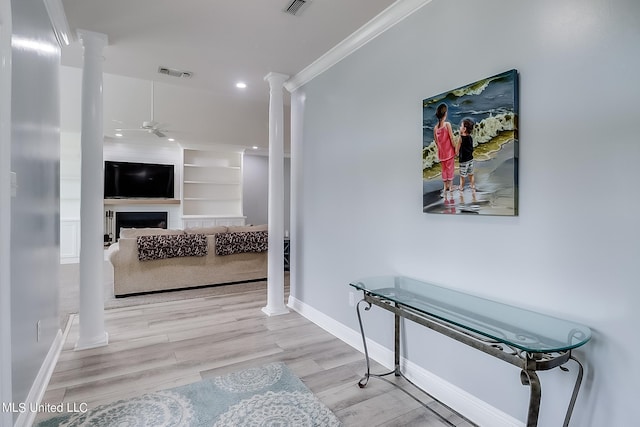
[184,225,228,235]
[215,231,268,256]
[120,228,184,239]
[137,234,208,261]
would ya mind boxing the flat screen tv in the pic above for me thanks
[104,161,175,199]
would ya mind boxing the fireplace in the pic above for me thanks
[115,211,168,239]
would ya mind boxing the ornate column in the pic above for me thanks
[76,29,108,350]
[262,72,289,316]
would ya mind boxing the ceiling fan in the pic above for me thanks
[116,81,168,138]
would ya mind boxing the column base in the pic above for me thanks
[262,306,289,317]
[75,331,109,351]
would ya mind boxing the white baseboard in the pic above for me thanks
[287,296,523,427]
[14,326,66,427]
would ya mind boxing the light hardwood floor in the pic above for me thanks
[42,283,477,426]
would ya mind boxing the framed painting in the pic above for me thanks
[422,69,519,216]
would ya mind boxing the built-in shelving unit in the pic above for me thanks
[104,199,180,205]
[181,149,244,226]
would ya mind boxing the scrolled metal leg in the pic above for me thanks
[562,356,585,427]
[356,299,372,388]
[520,370,542,427]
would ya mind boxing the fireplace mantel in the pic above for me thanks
[104,199,180,205]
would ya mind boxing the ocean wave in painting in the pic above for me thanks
[422,72,510,108]
[422,70,517,176]
[422,111,516,171]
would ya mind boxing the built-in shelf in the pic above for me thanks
[104,199,181,205]
[184,164,240,170]
[182,149,243,217]
[181,215,246,228]
[183,197,239,201]
[183,181,238,185]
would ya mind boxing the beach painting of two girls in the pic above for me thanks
[422,69,519,216]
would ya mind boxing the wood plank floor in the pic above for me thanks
[40,285,477,426]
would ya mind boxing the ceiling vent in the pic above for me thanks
[157,66,193,79]
[284,0,311,16]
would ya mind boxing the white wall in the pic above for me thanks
[292,0,640,426]
[8,0,61,421]
[243,153,291,231]
[0,0,12,424]
[243,154,269,226]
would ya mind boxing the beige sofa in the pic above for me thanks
[107,224,268,297]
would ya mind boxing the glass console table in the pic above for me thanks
[349,276,591,427]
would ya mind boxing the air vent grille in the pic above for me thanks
[284,0,310,16]
[158,66,193,79]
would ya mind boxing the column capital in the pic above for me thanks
[77,29,108,51]
[264,72,290,87]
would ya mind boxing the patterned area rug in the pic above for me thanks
[36,362,341,427]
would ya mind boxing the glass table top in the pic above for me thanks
[350,276,591,353]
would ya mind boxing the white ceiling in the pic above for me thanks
[60,0,397,152]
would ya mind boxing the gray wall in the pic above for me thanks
[292,0,640,426]
[9,0,60,416]
[0,0,12,424]
[243,153,291,234]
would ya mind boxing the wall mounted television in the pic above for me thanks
[104,161,175,199]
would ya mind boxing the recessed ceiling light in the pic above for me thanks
[115,133,123,137]
[252,146,259,150]
[168,138,175,142]
[236,82,247,89]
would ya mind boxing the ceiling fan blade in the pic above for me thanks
[115,128,148,132]
[152,129,166,138]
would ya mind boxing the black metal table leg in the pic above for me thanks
[394,305,401,376]
[520,369,542,427]
[356,297,397,388]
[356,299,372,388]
[562,356,585,427]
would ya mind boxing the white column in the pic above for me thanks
[76,30,109,350]
[262,72,289,317]
[286,89,305,308]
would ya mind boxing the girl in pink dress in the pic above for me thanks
[434,103,457,196]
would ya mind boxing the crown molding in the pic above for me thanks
[284,0,433,92]
[43,0,73,47]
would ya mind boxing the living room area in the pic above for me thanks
[58,75,290,324]
[58,72,292,316]
[4,0,639,426]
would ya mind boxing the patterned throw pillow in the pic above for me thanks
[214,231,268,256]
[137,234,208,261]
